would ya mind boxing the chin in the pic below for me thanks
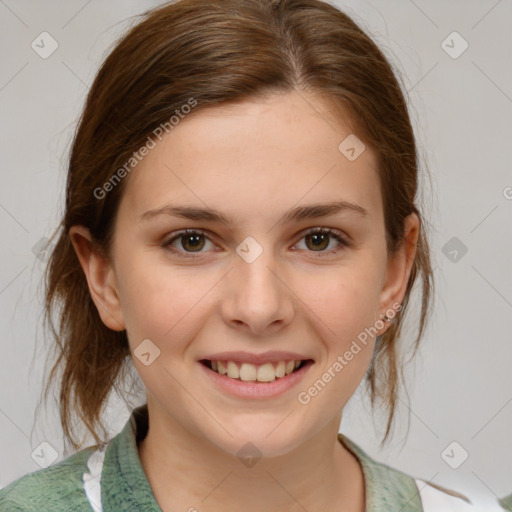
[205,422,306,461]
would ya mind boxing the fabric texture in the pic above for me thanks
[0,404,500,511]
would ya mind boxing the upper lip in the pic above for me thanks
[199,351,313,365]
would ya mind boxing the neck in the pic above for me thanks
[137,401,365,512]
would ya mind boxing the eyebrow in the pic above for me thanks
[140,200,369,226]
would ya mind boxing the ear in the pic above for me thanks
[377,212,420,331]
[68,225,126,331]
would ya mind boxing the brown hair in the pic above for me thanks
[40,0,434,451]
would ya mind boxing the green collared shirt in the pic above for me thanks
[0,404,502,511]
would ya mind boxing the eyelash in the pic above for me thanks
[162,227,351,259]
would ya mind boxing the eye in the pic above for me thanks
[294,227,351,257]
[162,227,351,259]
[162,229,215,258]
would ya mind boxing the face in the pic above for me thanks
[72,90,417,458]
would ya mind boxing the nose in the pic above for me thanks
[221,247,294,336]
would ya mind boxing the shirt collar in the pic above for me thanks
[100,403,422,511]
[100,403,162,511]
[338,433,422,511]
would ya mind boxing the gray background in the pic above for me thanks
[1,0,511,505]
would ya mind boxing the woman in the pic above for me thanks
[0,0,506,510]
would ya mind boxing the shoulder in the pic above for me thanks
[339,433,424,510]
[412,478,506,511]
[500,493,512,511]
[0,445,101,512]
[338,434,506,511]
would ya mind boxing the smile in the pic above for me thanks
[198,357,315,399]
[200,359,311,382]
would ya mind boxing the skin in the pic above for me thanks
[70,90,419,512]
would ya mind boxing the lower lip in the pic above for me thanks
[198,360,314,399]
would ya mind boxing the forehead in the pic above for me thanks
[118,91,382,224]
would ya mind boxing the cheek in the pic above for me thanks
[115,252,215,347]
[297,271,379,406]
[296,260,382,341]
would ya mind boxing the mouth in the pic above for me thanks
[199,358,314,383]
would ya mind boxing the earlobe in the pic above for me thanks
[68,225,126,332]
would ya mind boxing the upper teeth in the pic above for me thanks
[211,360,302,382]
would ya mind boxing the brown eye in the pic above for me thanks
[304,231,330,251]
[295,228,350,257]
[163,229,213,257]
[179,232,205,252]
